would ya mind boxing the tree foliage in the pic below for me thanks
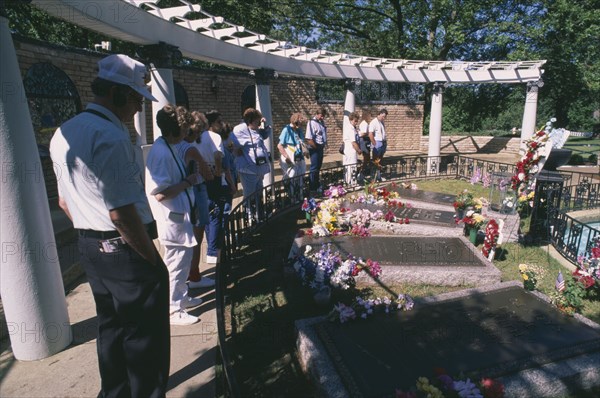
[4,0,598,132]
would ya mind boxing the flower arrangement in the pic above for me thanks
[575,236,600,290]
[511,128,549,195]
[516,190,535,215]
[293,244,382,291]
[453,190,474,211]
[518,263,538,291]
[395,368,505,398]
[550,271,586,315]
[301,197,318,221]
[482,219,500,259]
[461,210,487,230]
[328,293,414,323]
[470,168,482,184]
[324,184,346,199]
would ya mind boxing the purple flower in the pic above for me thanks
[453,378,482,398]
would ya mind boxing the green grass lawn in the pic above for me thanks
[223,178,600,396]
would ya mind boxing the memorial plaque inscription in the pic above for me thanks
[303,236,482,267]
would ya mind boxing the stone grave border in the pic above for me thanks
[295,281,600,398]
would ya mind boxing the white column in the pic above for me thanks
[0,16,72,360]
[520,80,543,153]
[254,69,275,187]
[134,104,147,145]
[150,67,175,141]
[343,81,356,184]
[428,82,444,174]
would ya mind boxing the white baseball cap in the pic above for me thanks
[97,54,157,102]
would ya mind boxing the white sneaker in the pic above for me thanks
[188,277,215,289]
[182,296,203,309]
[170,310,199,326]
[206,255,218,264]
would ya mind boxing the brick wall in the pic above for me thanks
[15,36,425,152]
[13,36,425,198]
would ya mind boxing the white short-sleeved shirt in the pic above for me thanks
[49,103,154,231]
[359,120,369,138]
[369,118,386,141]
[145,138,196,247]
[231,122,270,175]
[195,130,223,168]
[306,118,327,145]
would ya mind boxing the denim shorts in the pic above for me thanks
[194,183,209,227]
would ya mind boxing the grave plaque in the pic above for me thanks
[303,236,480,266]
[296,283,600,398]
[341,201,457,227]
[388,187,456,206]
[295,235,500,286]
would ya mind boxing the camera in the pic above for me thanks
[255,156,267,166]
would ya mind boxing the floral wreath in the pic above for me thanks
[482,219,499,258]
[511,127,549,195]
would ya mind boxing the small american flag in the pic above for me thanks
[555,271,565,292]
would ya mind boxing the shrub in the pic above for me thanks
[568,154,585,165]
[588,153,598,164]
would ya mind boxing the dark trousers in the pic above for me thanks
[78,236,170,398]
[205,189,227,257]
[308,145,324,191]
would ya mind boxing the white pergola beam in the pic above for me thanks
[32,0,546,83]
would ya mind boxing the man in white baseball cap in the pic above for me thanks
[50,54,170,397]
[97,53,157,102]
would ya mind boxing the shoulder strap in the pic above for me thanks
[160,137,195,213]
[83,108,111,122]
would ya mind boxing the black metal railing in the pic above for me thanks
[214,154,598,396]
[548,178,600,265]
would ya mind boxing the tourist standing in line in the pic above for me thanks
[220,122,238,236]
[369,108,388,182]
[174,111,216,289]
[50,54,170,397]
[358,110,373,182]
[200,110,230,264]
[232,108,270,221]
[277,112,307,201]
[342,111,362,185]
[146,105,204,326]
[305,107,328,193]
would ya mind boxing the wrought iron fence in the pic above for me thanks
[549,178,600,265]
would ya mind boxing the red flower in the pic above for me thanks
[480,378,505,398]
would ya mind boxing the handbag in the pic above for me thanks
[339,143,344,155]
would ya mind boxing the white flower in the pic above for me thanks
[550,117,557,123]
[466,210,475,217]
[518,172,526,181]
[304,245,312,254]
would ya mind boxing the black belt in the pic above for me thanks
[77,221,158,240]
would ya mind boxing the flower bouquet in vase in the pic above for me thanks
[461,210,486,244]
[453,189,474,220]
[301,197,318,222]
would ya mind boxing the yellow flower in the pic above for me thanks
[518,264,528,273]
[522,274,529,280]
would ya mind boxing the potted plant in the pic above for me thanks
[461,210,487,244]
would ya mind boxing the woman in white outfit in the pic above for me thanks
[145,105,203,326]
[342,111,362,185]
